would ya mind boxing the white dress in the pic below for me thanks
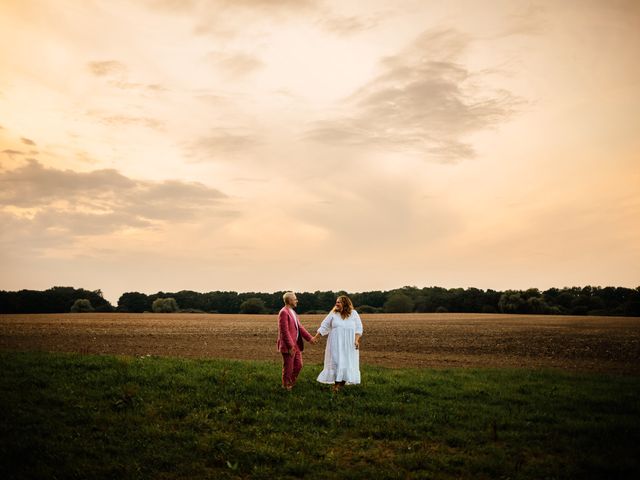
[316,310,363,385]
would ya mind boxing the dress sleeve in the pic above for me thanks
[353,310,363,335]
[317,312,333,336]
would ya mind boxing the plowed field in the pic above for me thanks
[1,313,639,374]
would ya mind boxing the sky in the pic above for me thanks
[1,0,639,304]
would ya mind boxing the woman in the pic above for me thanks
[312,295,363,391]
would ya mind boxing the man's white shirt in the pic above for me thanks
[288,306,299,339]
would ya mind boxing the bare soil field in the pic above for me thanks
[1,313,639,374]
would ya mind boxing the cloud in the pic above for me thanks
[87,60,166,93]
[501,4,547,37]
[0,159,135,208]
[0,160,231,239]
[306,28,522,163]
[130,179,230,221]
[108,81,166,92]
[193,92,231,106]
[148,0,318,13]
[317,13,382,36]
[145,0,197,11]
[146,0,321,37]
[2,149,24,158]
[21,137,36,146]
[34,210,153,236]
[235,0,316,8]
[88,60,128,77]
[147,0,382,44]
[189,128,263,161]
[206,51,264,77]
[96,114,165,130]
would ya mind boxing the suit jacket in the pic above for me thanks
[277,306,312,353]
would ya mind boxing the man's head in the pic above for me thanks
[283,291,298,308]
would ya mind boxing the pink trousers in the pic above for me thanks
[281,349,303,387]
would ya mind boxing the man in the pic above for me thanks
[277,291,315,390]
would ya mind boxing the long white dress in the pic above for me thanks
[316,310,363,385]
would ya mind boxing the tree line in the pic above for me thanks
[1,285,639,316]
[0,287,113,313]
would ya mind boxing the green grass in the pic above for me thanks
[1,351,639,479]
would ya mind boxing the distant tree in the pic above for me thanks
[117,292,150,313]
[459,288,485,312]
[542,287,561,302]
[315,291,338,311]
[421,287,449,312]
[152,297,179,313]
[435,306,449,313]
[239,297,267,314]
[483,289,501,311]
[568,292,593,315]
[413,296,431,313]
[70,298,94,313]
[447,288,467,311]
[588,295,606,314]
[555,291,575,311]
[498,291,526,313]
[3,285,640,316]
[522,288,542,299]
[527,296,549,314]
[357,305,378,314]
[0,286,112,313]
[295,291,316,312]
[203,291,240,313]
[352,290,387,309]
[570,305,589,315]
[384,293,414,313]
[173,290,207,311]
[624,300,640,317]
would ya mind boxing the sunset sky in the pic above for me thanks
[1,0,639,304]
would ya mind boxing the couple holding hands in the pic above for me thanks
[277,291,363,392]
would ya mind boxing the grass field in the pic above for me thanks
[1,351,639,479]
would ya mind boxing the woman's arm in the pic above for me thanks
[314,312,333,340]
[354,311,363,349]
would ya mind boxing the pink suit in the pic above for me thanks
[277,306,313,388]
